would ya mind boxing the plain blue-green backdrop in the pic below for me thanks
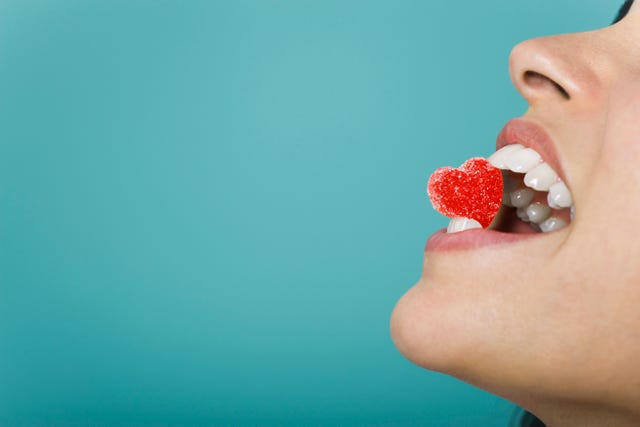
[0,1,617,426]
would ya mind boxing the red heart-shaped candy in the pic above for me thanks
[427,157,503,228]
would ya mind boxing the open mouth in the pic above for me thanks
[486,145,573,234]
[444,118,574,236]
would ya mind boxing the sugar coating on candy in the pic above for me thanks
[427,157,503,228]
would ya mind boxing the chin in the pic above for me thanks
[390,117,578,379]
[390,222,581,407]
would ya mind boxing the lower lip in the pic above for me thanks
[425,228,543,252]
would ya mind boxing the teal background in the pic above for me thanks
[0,1,616,426]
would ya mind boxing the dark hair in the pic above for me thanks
[510,407,546,427]
[613,0,634,24]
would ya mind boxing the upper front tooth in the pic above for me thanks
[547,181,572,208]
[447,217,482,233]
[524,163,558,191]
[505,147,542,173]
[547,197,561,209]
[487,144,524,169]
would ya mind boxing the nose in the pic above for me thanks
[508,33,605,108]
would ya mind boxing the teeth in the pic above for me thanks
[547,181,572,208]
[525,202,551,224]
[487,144,524,169]
[516,207,530,222]
[523,163,558,191]
[502,172,519,207]
[447,217,482,234]
[547,196,561,210]
[505,147,542,173]
[487,144,575,232]
[509,188,535,208]
[539,217,568,233]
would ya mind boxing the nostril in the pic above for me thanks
[523,70,571,100]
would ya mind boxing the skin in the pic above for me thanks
[390,3,640,426]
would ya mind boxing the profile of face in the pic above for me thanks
[391,1,640,425]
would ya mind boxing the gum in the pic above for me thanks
[427,157,503,228]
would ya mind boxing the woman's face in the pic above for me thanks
[391,1,640,424]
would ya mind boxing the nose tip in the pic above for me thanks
[508,33,607,109]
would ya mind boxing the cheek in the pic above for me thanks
[603,86,640,176]
[574,90,640,275]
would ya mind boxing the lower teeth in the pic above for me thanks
[447,217,482,233]
[489,144,574,234]
[446,171,573,234]
[444,144,576,234]
[495,169,572,233]
[539,217,568,232]
[492,176,571,234]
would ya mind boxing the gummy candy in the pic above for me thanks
[427,157,503,228]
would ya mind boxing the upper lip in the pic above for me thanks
[496,117,568,185]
